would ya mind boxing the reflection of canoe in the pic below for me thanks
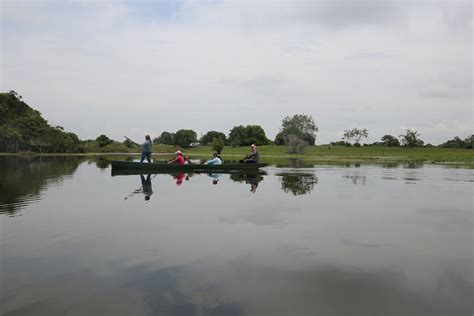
[111,161,268,173]
[112,168,267,177]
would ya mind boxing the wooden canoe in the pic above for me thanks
[110,160,268,172]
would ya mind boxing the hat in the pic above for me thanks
[176,150,182,155]
[250,144,256,148]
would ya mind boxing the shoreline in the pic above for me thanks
[1,150,472,165]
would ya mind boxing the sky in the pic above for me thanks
[1,0,472,144]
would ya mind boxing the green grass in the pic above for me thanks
[4,145,473,164]
[175,145,474,164]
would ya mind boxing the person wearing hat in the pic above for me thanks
[169,150,185,165]
[242,144,260,163]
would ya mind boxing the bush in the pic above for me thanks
[211,137,225,153]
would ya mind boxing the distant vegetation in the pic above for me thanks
[1,91,472,158]
[0,91,82,153]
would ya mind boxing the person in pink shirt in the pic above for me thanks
[168,150,185,165]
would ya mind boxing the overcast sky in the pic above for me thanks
[1,0,472,144]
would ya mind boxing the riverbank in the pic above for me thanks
[2,145,473,164]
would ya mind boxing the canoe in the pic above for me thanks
[110,160,268,172]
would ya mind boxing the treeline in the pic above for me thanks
[1,91,472,153]
[0,91,82,153]
[328,128,473,149]
[0,91,134,153]
[154,125,271,147]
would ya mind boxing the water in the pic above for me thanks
[1,156,473,316]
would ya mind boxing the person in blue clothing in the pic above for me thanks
[140,135,153,163]
[204,152,222,165]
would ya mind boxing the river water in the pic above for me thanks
[0,156,473,316]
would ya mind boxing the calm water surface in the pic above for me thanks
[1,156,473,316]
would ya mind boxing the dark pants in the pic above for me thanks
[140,151,151,163]
[244,159,257,163]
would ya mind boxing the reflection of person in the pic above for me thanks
[245,174,259,193]
[207,173,222,185]
[140,135,153,163]
[204,152,222,165]
[173,172,185,186]
[241,144,259,163]
[169,150,185,165]
[140,174,153,200]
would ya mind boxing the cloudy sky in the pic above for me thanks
[1,0,472,144]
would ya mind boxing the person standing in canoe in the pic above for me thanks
[140,135,153,163]
[242,144,259,163]
[169,150,185,165]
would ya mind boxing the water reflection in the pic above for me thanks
[229,172,264,193]
[0,156,81,216]
[342,173,367,185]
[124,174,155,201]
[276,172,318,196]
[207,173,222,185]
[1,157,473,315]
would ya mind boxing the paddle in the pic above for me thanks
[124,136,140,147]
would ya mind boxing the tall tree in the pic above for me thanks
[200,131,227,145]
[343,128,369,146]
[154,131,175,145]
[399,129,424,147]
[174,129,197,147]
[381,134,400,147]
[275,114,319,145]
[228,125,269,147]
[96,134,113,147]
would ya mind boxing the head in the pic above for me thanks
[251,144,256,150]
[145,135,151,141]
[213,152,219,157]
[185,155,190,160]
[176,150,182,156]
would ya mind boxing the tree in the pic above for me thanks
[154,131,175,145]
[201,131,227,145]
[287,135,307,154]
[399,129,424,147]
[465,135,474,149]
[439,135,473,149]
[330,140,351,146]
[211,137,225,153]
[174,129,197,147]
[96,134,113,147]
[0,91,83,153]
[278,173,318,196]
[276,114,319,145]
[381,135,400,147]
[343,128,369,146]
[228,125,269,147]
[228,125,245,147]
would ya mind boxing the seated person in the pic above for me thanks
[242,144,259,163]
[204,152,222,165]
[168,150,185,165]
[184,156,193,165]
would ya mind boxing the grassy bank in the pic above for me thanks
[3,145,472,164]
[185,145,473,164]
